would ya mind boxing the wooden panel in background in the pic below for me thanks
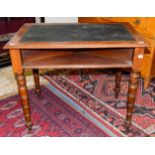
[78,17,155,89]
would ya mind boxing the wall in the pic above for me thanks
[44,17,78,23]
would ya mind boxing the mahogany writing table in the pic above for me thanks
[3,23,148,131]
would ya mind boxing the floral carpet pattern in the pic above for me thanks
[44,69,155,137]
[0,86,107,137]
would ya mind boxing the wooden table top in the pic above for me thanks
[3,23,148,49]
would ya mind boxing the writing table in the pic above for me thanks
[4,23,148,131]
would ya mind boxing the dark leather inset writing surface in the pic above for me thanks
[20,24,135,42]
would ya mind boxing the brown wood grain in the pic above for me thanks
[132,47,145,71]
[32,69,41,96]
[9,49,23,74]
[16,73,32,131]
[3,23,148,49]
[21,49,133,69]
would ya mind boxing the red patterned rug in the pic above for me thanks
[0,86,107,137]
[44,69,155,137]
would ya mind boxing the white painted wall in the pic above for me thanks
[35,17,42,23]
[44,17,78,23]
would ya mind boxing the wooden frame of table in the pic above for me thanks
[3,23,148,131]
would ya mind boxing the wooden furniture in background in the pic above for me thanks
[78,17,155,89]
[4,23,147,131]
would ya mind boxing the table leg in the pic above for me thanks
[115,71,122,98]
[9,49,32,131]
[16,73,32,131]
[126,71,139,129]
[32,69,41,96]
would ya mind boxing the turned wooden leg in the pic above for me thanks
[32,69,41,96]
[115,71,122,98]
[126,71,139,129]
[16,73,32,131]
[144,78,150,89]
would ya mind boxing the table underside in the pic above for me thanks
[21,48,133,69]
